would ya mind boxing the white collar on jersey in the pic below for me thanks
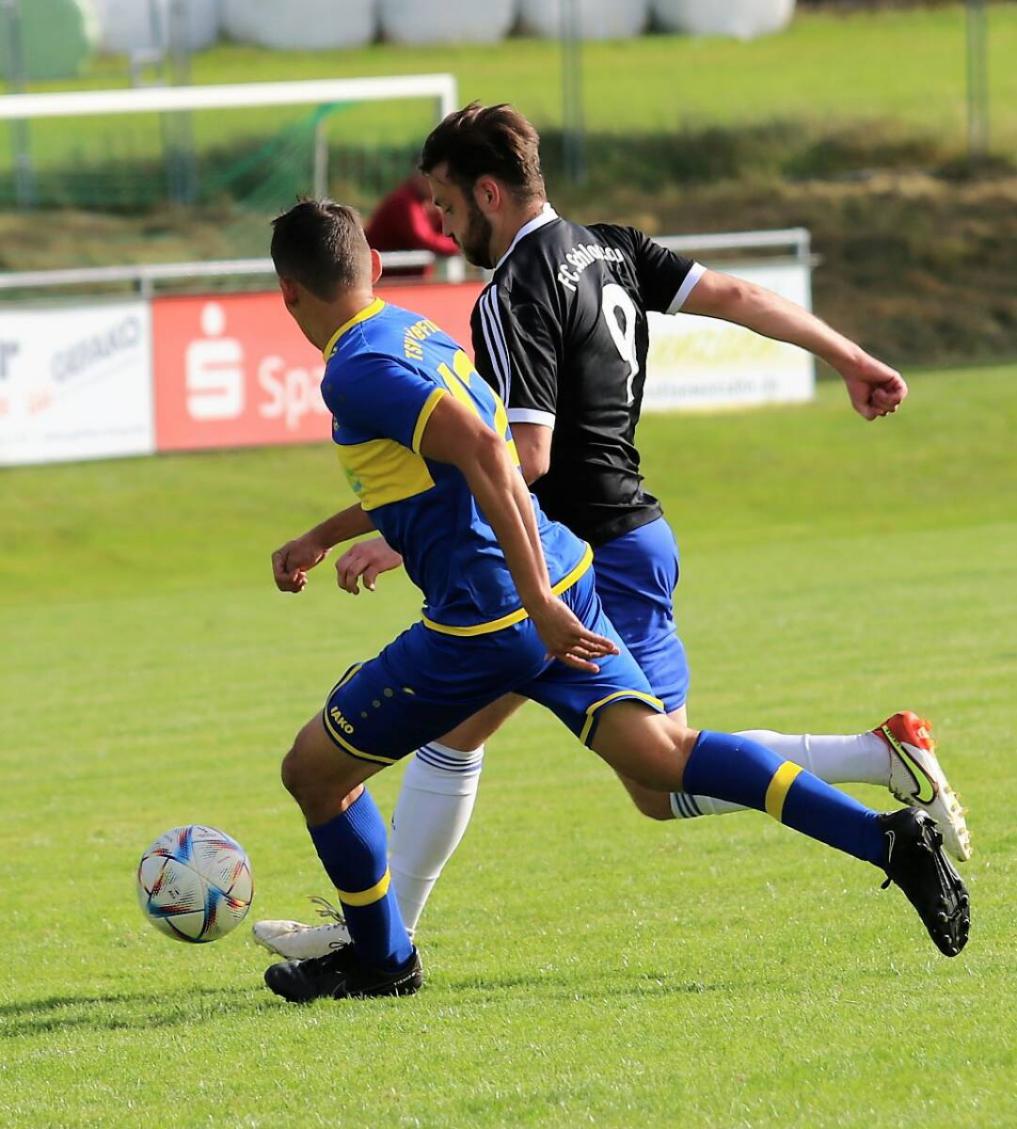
[495,203,559,271]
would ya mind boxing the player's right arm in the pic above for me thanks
[682,269,907,420]
[271,504,376,593]
[418,394,617,672]
[627,226,906,420]
[510,422,552,484]
[471,288,560,449]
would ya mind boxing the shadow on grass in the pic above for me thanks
[3,971,742,1036]
[442,971,739,1001]
[0,985,276,1038]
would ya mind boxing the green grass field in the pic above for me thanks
[7,5,1017,172]
[1,364,1015,1127]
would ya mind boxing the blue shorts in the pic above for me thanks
[593,517,688,712]
[321,567,663,765]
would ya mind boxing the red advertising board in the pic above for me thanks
[152,282,483,452]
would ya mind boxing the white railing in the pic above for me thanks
[0,228,807,299]
[0,252,471,298]
[658,227,811,264]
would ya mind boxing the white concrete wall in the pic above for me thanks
[378,0,516,44]
[222,0,376,49]
[518,0,647,40]
[651,0,795,39]
[92,0,220,54]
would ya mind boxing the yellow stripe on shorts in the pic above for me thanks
[764,761,804,821]
[337,867,392,907]
[578,689,664,746]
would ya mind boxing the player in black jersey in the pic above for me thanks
[253,105,970,961]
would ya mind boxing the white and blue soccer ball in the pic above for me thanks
[136,824,254,943]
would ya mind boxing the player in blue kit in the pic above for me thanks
[261,199,968,1002]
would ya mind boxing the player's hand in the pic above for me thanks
[529,597,620,673]
[838,351,908,420]
[335,537,404,595]
[271,534,329,593]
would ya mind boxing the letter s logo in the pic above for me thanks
[185,303,245,421]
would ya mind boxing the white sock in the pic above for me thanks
[389,741,483,933]
[670,729,891,819]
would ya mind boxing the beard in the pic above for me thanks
[458,201,495,269]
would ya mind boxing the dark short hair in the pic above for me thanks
[420,102,545,202]
[270,199,370,300]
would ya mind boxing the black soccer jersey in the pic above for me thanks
[470,205,704,546]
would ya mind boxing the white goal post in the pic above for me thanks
[0,75,459,123]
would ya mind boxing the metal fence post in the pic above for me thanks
[560,0,586,186]
[966,0,989,159]
[1,0,35,208]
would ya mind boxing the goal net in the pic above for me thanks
[0,75,457,256]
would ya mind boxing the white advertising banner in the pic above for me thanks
[0,301,154,466]
[645,261,814,411]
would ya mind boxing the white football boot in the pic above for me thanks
[252,896,352,960]
[876,711,972,863]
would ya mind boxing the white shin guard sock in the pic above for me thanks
[738,729,890,786]
[671,729,891,819]
[389,741,484,933]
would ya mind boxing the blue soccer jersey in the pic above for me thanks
[321,298,592,634]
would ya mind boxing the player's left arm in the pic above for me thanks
[335,536,404,595]
[681,269,907,420]
[272,504,376,594]
[418,395,617,671]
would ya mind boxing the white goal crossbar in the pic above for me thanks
[0,75,459,122]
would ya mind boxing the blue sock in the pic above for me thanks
[308,789,414,970]
[683,731,886,865]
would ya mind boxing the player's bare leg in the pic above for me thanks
[438,693,526,751]
[280,713,381,825]
[616,704,687,820]
[264,715,422,1003]
[254,696,525,958]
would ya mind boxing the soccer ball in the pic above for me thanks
[136,824,253,943]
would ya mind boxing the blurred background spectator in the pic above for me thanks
[365,170,460,281]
